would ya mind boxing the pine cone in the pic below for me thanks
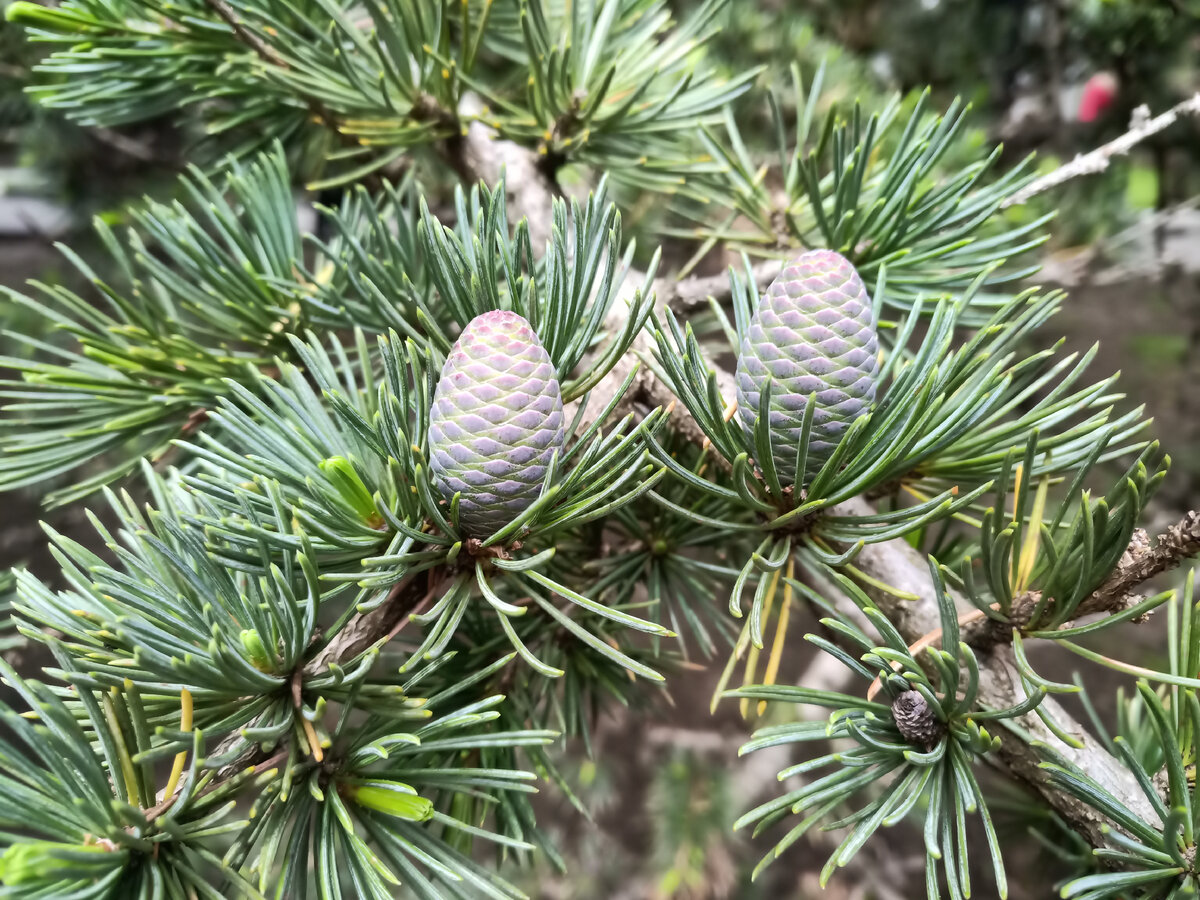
[428,310,565,538]
[891,689,944,749]
[734,249,879,488]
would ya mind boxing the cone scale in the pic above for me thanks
[428,310,565,538]
[734,249,879,489]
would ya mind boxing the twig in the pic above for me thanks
[203,0,340,134]
[204,0,287,67]
[1084,511,1200,610]
[176,575,433,811]
[448,94,561,250]
[1003,93,1200,208]
[146,747,289,823]
[657,260,783,311]
[960,510,1200,650]
[573,260,777,451]
[87,127,162,164]
[830,501,1158,846]
[304,572,432,675]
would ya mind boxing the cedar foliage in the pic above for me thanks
[0,1,1198,897]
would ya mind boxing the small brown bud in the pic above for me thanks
[891,690,944,750]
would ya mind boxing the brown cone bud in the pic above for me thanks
[891,690,944,749]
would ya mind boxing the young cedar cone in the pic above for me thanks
[891,689,944,749]
[734,249,879,488]
[428,310,565,538]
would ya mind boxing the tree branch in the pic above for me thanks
[202,0,340,134]
[974,651,1153,849]
[305,571,432,675]
[657,261,783,310]
[427,120,1175,857]
[960,510,1200,649]
[573,261,777,448]
[831,499,1160,843]
[163,574,433,806]
[447,94,560,251]
[1002,93,1200,208]
[1084,511,1200,611]
[569,251,1168,842]
[204,0,288,68]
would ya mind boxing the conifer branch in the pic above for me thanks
[7,7,1194,888]
[961,510,1200,650]
[1082,510,1200,612]
[975,652,1158,849]
[578,261,777,446]
[448,94,560,250]
[658,261,784,310]
[1002,93,1200,207]
[834,499,1160,848]
[305,572,434,675]
[200,0,342,137]
[620,341,1164,852]
[203,0,286,69]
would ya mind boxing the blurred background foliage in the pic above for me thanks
[2,0,1200,896]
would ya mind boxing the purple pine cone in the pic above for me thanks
[735,250,879,488]
[428,310,565,537]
